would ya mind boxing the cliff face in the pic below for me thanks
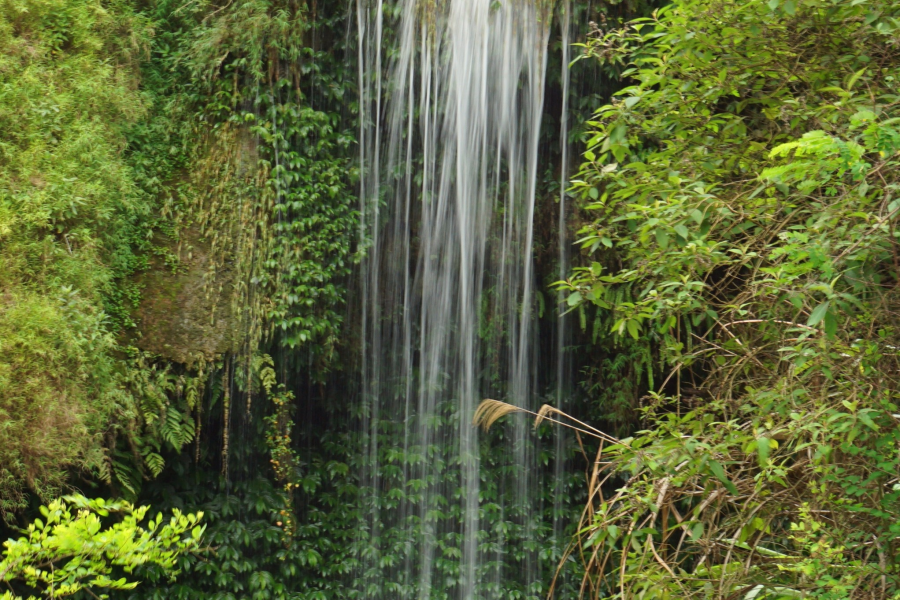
[132,231,235,366]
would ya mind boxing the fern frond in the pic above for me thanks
[112,452,140,496]
[143,452,165,478]
[161,407,196,450]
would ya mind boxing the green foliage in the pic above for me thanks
[0,0,150,326]
[561,0,900,596]
[0,495,203,599]
[150,0,359,366]
[0,288,115,512]
[0,0,203,510]
[351,403,585,600]
[111,356,207,496]
[0,0,357,513]
[262,102,358,354]
[114,420,363,600]
[120,397,586,600]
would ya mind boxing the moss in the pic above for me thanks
[0,0,150,512]
[0,291,112,514]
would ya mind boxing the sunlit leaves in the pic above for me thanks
[0,496,202,599]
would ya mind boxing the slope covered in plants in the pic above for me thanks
[0,0,178,512]
[563,0,900,596]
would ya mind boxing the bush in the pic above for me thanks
[561,0,900,596]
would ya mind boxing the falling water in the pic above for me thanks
[355,1,563,597]
[552,0,572,558]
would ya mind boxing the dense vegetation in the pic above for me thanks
[1,496,202,599]
[0,0,204,510]
[4,0,900,598]
[561,0,900,596]
[0,0,358,508]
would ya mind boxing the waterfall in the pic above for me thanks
[355,1,562,597]
[553,0,572,559]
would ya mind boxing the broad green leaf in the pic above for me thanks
[708,460,738,495]
[858,411,880,431]
[690,209,704,224]
[626,319,640,340]
[655,228,670,249]
[807,301,830,326]
[567,291,582,307]
[756,437,769,468]
[846,67,867,91]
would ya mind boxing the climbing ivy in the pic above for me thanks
[148,0,359,365]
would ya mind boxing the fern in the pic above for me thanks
[142,451,166,478]
[112,451,140,497]
[161,407,196,451]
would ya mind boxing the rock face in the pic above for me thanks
[132,232,235,365]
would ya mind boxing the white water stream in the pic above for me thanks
[355,1,568,596]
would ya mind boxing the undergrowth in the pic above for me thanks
[560,0,900,596]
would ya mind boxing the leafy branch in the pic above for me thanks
[0,496,203,599]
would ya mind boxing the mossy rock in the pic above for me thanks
[132,231,235,365]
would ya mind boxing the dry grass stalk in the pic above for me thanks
[472,399,523,432]
[473,399,622,445]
